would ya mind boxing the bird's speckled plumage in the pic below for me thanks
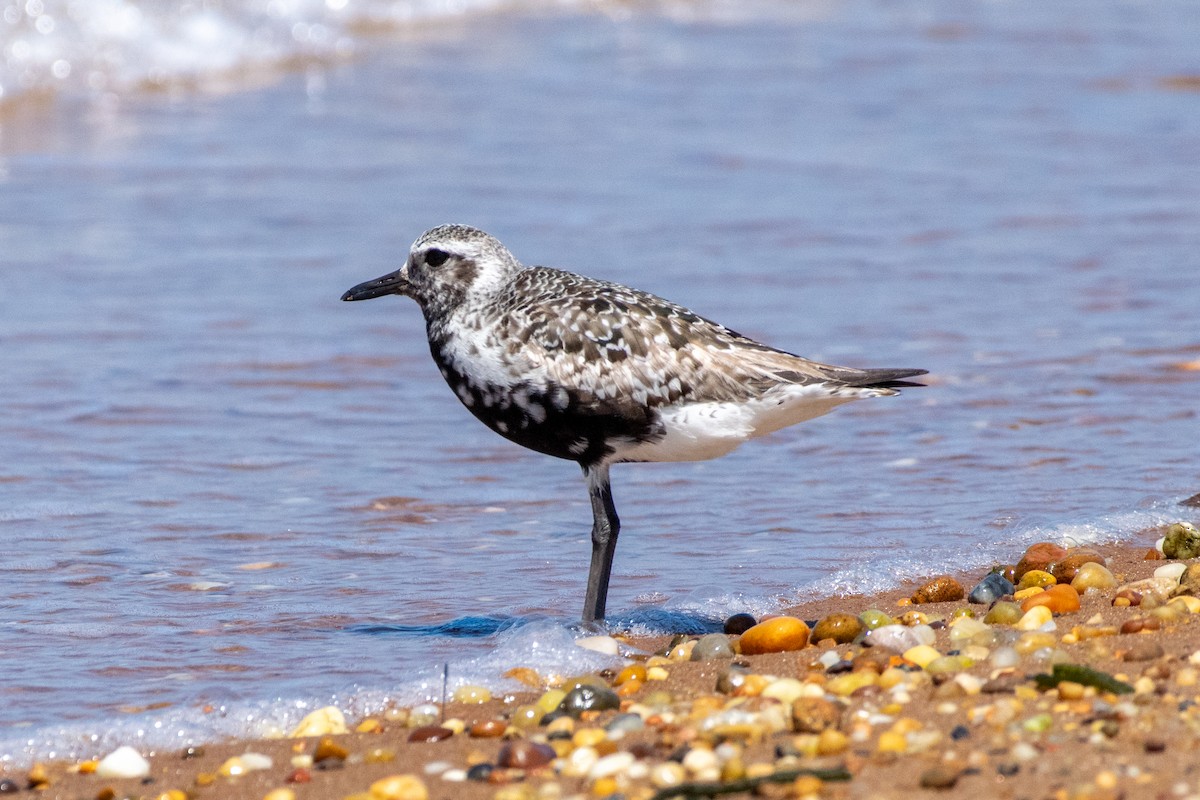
[342,224,927,621]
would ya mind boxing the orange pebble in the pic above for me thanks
[739,616,810,655]
[1020,583,1080,614]
[614,664,647,686]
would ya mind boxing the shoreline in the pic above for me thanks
[13,525,1200,800]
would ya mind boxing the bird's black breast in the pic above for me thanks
[429,343,662,468]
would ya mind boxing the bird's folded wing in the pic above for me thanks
[499,268,864,412]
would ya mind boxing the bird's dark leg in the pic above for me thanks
[582,463,620,624]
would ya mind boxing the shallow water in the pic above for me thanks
[1,0,1198,760]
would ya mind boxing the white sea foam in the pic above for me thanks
[0,618,620,766]
[0,0,532,104]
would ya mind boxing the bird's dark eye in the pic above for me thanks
[425,248,449,267]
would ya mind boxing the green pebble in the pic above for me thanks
[1022,713,1054,733]
[1163,522,1200,560]
[859,610,894,630]
[925,655,974,674]
[1016,570,1056,591]
[811,613,864,644]
[950,607,976,620]
[984,601,1023,625]
[690,633,734,661]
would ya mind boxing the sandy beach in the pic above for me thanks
[15,515,1200,800]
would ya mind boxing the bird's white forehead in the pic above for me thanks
[411,224,520,273]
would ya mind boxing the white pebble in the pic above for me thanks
[440,769,467,782]
[991,646,1020,668]
[1155,563,1188,582]
[817,650,841,668]
[568,745,599,775]
[681,747,718,774]
[240,752,273,771]
[96,745,151,779]
[423,761,453,775]
[588,752,635,780]
[954,673,984,695]
[575,635,620,656]
[911,624,937,646]
[866,624,923,652]
[1011,742,1039,762]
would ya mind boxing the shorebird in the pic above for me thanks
[342,225,926,623]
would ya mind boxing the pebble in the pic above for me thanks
[1115,576,1176,606]
[859,609,894,630]
[650,762,686,788]
[911,575,965,604]
[469,720,506,738]
[218,752,273,776]
[738,616,810,655]
[614,664,647,685]
[1173,564,1200,598]
[903,644,943,668]
[919,765,961,789]
[690,633,734,661]
[1124,640,1166,662]
[1015,542,1067,579]
[1020,583,1080,614]
[1016,605,1054,630]
[496,740,556,770]
[290,705,347,737]
[968,573,1015,604]
[605,712,645,735]
[452,685,491,704]
[1163,522,1200,559]
[368,774,428,800]
[406,726,453,743]
[1072,562,1118,594]
[715,666,750,695]
[95,746,151,779]
[791,697,841,733]
[588,752,635,780]
[559,684,620,717]
[313,737,350,763]
[811,613,865,643]
[1016,569,1057,591]
[723,613,757,635]
[575,635,620,656]
[866,623,927,652]
[1154,562,1188,582]
[1050,548,1106,583]
[984,602,1023,625]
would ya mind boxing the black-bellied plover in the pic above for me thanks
[342,224,926,623]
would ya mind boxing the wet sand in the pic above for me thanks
[16,524,1200,800]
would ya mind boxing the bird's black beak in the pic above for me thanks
[341,268,411,302]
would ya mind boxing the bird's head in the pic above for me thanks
[341,224,521,315]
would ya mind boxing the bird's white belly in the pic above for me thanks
[613,383,861,464]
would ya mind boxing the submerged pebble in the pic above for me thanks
[290,706,347,738]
